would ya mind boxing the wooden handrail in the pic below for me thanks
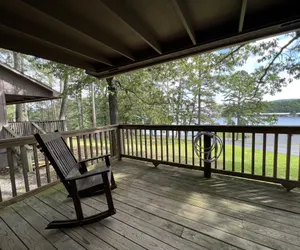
[119,124,300,134]
[0,125,119,149]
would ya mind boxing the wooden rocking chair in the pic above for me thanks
[34,131,116,229]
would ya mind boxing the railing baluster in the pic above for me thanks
[45,157,51,183]
[166,130,169,162]
[95,133,99,160]
[214,132,217,169]
[130,129,134,156]
[161,130,163,161]
[83,135,88,160]
[154,130,158,160]
[178,130,181,163]
[241,132,245,173]
[105,131,109,155]
[192,130,195,166]
[32,144,41,187]
[185,130,188,164]
[199,132,202,168]
[145,129,148,158]
[89,134,94,164]
[140,129,143,158]
[150,129,153,159]
[69,137,74,155]
[77,136,82,161]
[273,133,278,178]
[7,148,17,197]
[251,133,255,175]
[135,129,138,157]
[121,129,125,156]
[223,132,226,170]
[232,132,235,171]
[262,133,267,176]
[172,130,175,162]
[286,134,292,180]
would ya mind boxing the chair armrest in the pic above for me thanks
[79,154,110,164]
[63,168,109,182]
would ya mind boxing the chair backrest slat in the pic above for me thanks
[34,132,79,179]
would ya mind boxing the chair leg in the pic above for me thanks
[102,172,116,214]
[70,180,84,220]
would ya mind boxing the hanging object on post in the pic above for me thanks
[194,131,223,163]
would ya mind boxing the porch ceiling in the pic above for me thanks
[0,0,299,79]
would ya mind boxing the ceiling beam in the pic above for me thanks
[172,0,196,45]
[239,0,248,32]
[21,1,135,61]
[0,0,113,66]
[101,0,162,54]
[0,24,103,71]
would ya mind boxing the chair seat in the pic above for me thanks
[77,173,104,191]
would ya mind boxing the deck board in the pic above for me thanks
[2,159,300,250]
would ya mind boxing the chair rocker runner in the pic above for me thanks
[34,131,116,229]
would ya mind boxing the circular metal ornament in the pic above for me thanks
[194,131,223,163]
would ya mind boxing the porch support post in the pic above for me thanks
[204,134,211,178]
[107,77,120,158]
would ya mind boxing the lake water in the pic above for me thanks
[216,117,300,126]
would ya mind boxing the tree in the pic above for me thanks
[222,70,277,127]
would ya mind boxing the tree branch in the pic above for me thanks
[217,44,246,65]
[257,36,298,84]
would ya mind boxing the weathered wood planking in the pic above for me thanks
[0,216,28,250]
[0,206,56,250]
[3,159,300,250]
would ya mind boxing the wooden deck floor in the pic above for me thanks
[2,159,300,250]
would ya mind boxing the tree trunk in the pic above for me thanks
[197,92,201,125]
[59,76,68,120]
[91,83,97,127]
[13,52,23,122]
[78,90,84,129]
[107,77,119,125]
[197,69,202,125]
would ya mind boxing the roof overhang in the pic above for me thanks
[0,0,299,79]
[0,63,60,105]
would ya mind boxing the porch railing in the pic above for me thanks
[2,123,300,206]
[0,125,118,205]
[120,124,300,190]
[8,120,66,136]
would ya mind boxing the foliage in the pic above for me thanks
[222,70,277,125]
[265,99,300,114]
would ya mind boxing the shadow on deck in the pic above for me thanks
[1,159,300,250]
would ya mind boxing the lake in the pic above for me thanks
[216,117,300,126]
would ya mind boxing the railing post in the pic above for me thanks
[110,128,120,159]
[116,127,122,160]
[204,134,211,178]
[20,145,33,173]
